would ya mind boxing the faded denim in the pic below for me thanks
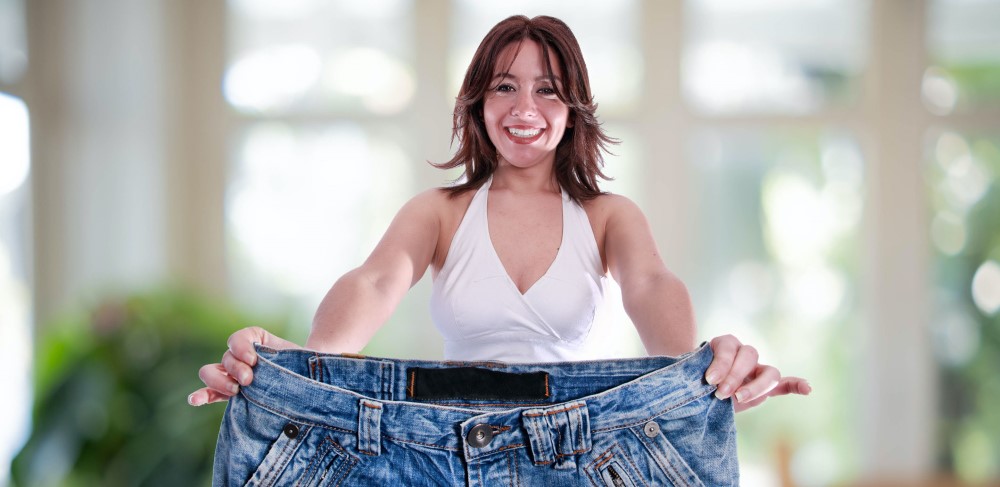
[213,342,739,486]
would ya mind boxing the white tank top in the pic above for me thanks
[430,177,607,362]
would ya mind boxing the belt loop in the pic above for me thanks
[522,401,591,470]
[380,361,395,400]
[358,399,383,456]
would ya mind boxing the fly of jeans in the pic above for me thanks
[607,465,626,487]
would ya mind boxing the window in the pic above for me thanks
[0,0,30,484]
[224,0,418,337]
[684,0,869,115]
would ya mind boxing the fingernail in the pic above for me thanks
[230,383,240,395]
[715,384,732,400]
[239,372,251,386]
[803,382,813,394]
[735,390,748,403]
[188,393,201,406]
[705,371,720,385]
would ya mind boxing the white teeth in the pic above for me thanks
[507,127,541,138]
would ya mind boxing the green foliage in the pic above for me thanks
[930,135,1000,481]
[11,287,287,487]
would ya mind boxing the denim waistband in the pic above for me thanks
[241,343,717,465]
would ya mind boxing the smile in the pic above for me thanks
[507,127,543,138]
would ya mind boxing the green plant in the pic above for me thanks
[11,287,289,487]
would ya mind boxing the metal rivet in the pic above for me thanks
[643,421,660,438]
[283,423,299,439]
[467,424,494,448]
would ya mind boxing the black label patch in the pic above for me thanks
[407,367,550,401]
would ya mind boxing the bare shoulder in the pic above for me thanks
[583,192,647,227]
[415,187,478,269]
[396,187,467,218]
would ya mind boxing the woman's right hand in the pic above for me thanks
[187,326,302,406]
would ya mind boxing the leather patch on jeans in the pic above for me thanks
[407,367,550,400]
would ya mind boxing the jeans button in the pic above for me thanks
[283,423,299,439]
[467,424,494,448]
[643,421,660,438]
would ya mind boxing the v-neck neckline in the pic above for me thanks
[483,178,566,296]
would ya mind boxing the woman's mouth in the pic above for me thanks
[505,126,544,144]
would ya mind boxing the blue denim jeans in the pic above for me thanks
[213,343,739,486]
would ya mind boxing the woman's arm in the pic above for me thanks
[602,195,695,356]
[189,189,445,406]
[305,189,443,351]
[601,195,810,411]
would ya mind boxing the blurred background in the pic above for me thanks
[0,0,998,485]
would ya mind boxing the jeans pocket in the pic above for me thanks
[244,422,359,487]
[628,421,706,487]
[625,395,739,487]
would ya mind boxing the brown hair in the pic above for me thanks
[433,15,617,202]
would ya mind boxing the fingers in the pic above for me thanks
[223,349,255,386]
[188,387,234,406]
[199,362,240,395]
[731,364,779,403]
[733,394,769,413]
[715,342,762,401]
[704,335,741,386]
[227,326,267,367]
[189,326,305,408]
[189,362,241,407]
[769,376,812,396]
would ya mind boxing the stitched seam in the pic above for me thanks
[409,399,550,406]
[468,442,526,459]
[262,423,308,486]
[635,427,690,487]
[241,393,355,435]
[297,436,334,487]
[593,451,613,469]
[312,353,323,383]
[523,403,584,417]
[381,435,459,452]
[591,388,714,433]
[620,447,651,487]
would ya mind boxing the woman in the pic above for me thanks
[193,14,808,471]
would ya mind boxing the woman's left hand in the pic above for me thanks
[705,334,812,413]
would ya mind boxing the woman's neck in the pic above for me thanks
[491,163,560,194]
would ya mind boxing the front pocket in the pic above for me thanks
[630,420,705,487]
[244,422,359,487]
[300,436,358,487]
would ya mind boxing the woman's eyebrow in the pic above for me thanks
[491,73,562,83]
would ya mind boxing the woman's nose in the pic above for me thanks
[510,92,537,118]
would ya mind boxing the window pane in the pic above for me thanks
[225,0,415,115]
[924,0,1000,114]
[0,91,31,486]
[926,130,1000,482]
[226,122,414,323]
[683,0,870,115]
[0,0,27,84]
[689,127,865,485]
[450,0,642,115]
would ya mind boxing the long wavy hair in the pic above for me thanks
[433,15,617,202]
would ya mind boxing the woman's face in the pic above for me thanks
[483,39,571,172]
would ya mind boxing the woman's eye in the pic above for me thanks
[495,84,515,93]
[538,87,556,95]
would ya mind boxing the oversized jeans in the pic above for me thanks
[213,343,739,486]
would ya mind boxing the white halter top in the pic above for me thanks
[430,178,607,362]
